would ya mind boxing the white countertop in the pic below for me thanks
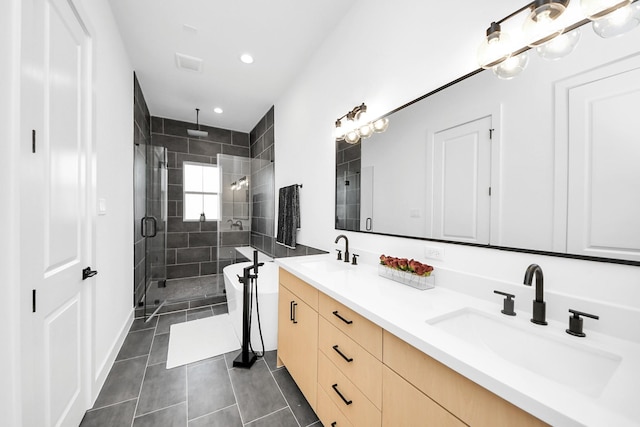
[275,253,640,427]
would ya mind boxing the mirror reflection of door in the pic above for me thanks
[566,67,640,261]
[432,116,492,244]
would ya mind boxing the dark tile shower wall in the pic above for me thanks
[133,74,150,305]
[250,106,276,256]
[151,116,250,280]
[335,139,361,231]
[249,106,327,258]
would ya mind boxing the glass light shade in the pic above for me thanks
[477,24,512,68]
[334,123,346,140]
[372,117,389,133]
[592,2,640,37]
[344,129,360,144]
[522,1,568,47]
[492,51,529,80]
[581,0,631,19]
[358,122,375,139]
[536,28,581,60]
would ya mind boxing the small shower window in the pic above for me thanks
[183,162,219,221]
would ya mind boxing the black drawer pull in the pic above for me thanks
[332,310,353,325]
[331,383,352,405]
[331,423,337,427]
[292,302,298,324]
[332,345,353,363]
[290,300,295,321]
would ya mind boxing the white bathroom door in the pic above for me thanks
[20,0,93,425]
[432,116,492,244]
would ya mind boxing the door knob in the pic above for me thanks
[82,267,98,280]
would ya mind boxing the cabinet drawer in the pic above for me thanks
[318,351,381,427]
[319,292,382,359]
[318,316,382,409]
[382,365,466,427]
[279,267,318,310]
[317,383,354,427]
[383,331,547,427]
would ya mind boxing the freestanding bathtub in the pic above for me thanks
[223,260,279,352]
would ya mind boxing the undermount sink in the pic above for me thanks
[298,258,354,274]
[426,308,622,397]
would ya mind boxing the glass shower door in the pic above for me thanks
[143,145,168,320]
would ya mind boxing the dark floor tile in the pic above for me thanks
[229,359,287,423]
[190,294,226,309]
[116,329,154,361]
[148,333,170,366]
[80,399,136,427]
[129,316,158,332]
[93,356,147,409]
[263,350,280,372]
[245,407,298,427]
[212,303,228,315]
[156,311,187,335]
[273,368,318,426]
[187,358,235,420]
[136,364,186,416]
[159,301,190,314]
[187,307,213,321]
[133,402,187,427]
[188,405,242,427]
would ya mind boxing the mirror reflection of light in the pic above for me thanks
[492,51,529,80]
[592,2,640,37]
[537,28,582,59]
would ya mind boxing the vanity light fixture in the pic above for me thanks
[478,0,639,79]
[334,103,390,144]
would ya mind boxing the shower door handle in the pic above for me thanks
[141,216,158,237]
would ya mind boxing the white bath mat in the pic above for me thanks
[166,314,240,369]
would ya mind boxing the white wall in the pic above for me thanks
[275,0,640,339]
[0,0,23,425]
[76,0,135,398]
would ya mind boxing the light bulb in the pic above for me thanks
[344,129,360,144]
[492,51,529,80]
[581,0,631,19]
[477,22,512,68]
[592,2,640,37]
[536,28,581,60]
[522,0,568,47]
[372,117,389,133]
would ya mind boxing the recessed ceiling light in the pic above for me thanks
[214,107,223,114]
[240,53,254,64]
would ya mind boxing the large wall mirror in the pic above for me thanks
[335,20,640,264]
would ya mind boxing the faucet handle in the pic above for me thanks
[351,253,359,265]
[336,249,342,261]
[566,309,599,337]
[493,290,516,316]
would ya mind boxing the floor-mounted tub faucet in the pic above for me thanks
[334,234,349,263]
[523,263,547,325]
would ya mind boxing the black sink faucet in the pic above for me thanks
[334,234,349,263]
[523,264,547,325]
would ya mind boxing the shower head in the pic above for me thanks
[187,108,208,137]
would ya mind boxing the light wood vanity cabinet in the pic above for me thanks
[277,269,318,408]
[383,331,548,427]
[278,268,547,427]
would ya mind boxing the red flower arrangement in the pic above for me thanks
[379,255,434,277]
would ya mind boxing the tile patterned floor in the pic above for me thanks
[80,303,321,427]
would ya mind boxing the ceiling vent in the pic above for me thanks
[175,53,203,72]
